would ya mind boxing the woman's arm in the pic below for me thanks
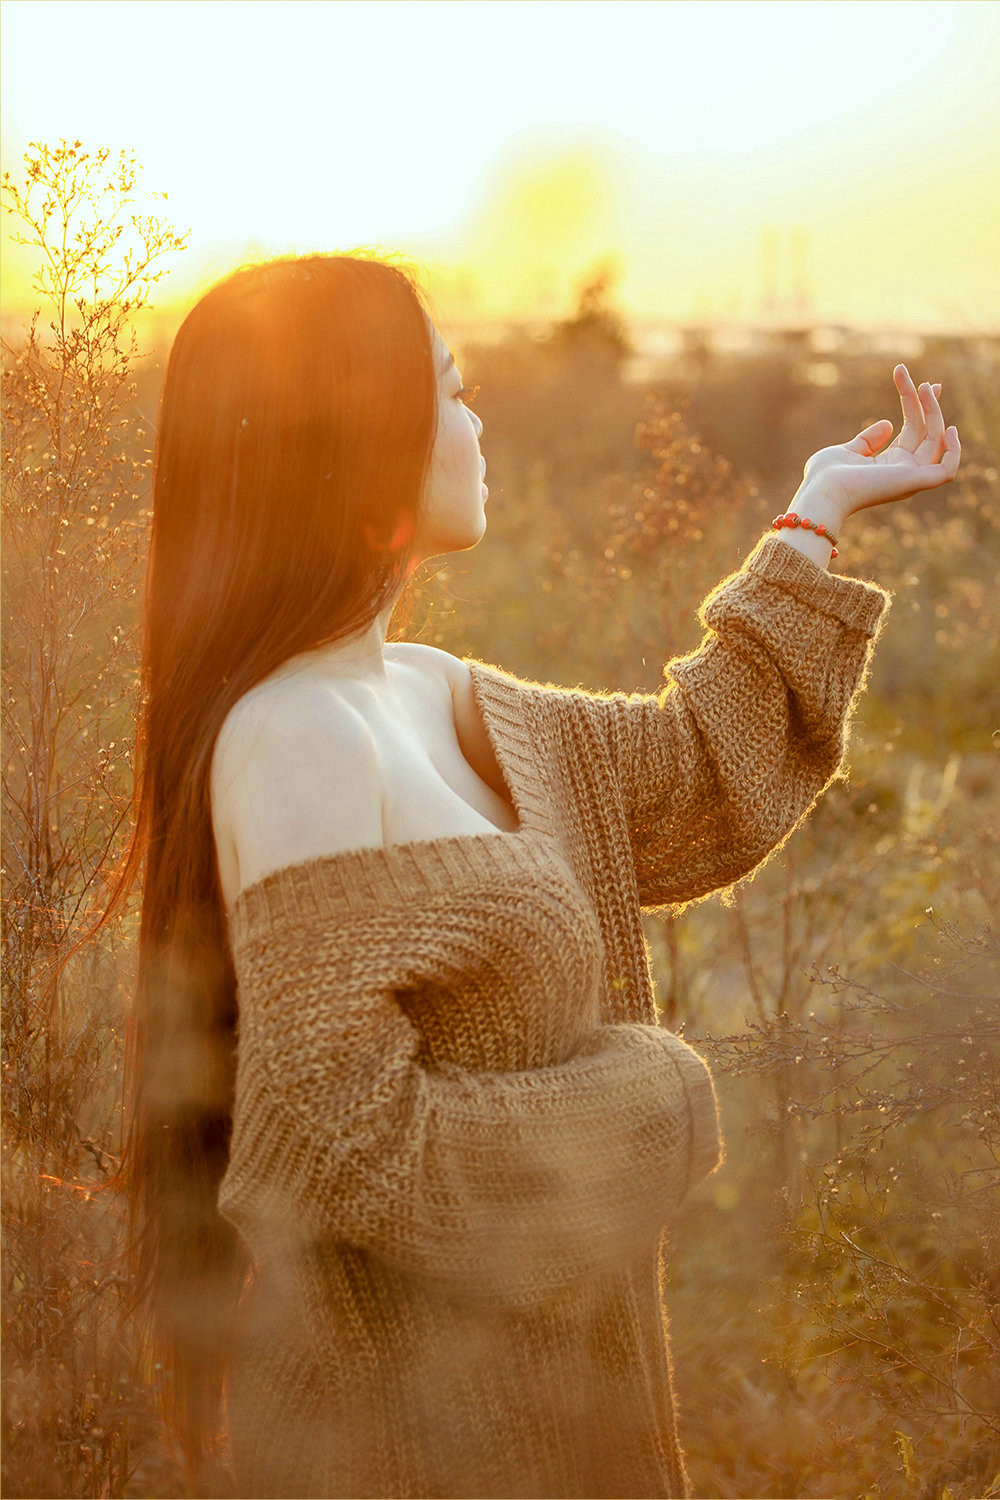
[519,367,960,908]
[526,539,889,908]
[218,915,720,1307]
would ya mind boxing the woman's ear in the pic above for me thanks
[363,513,415,553]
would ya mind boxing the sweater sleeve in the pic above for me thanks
[532,534,890,909]
[217,914,721,1308]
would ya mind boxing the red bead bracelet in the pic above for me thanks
[771,512,839,558]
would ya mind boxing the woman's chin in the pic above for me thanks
[412,516,487,563]
[453,504,489,551]
[454,516,488,554]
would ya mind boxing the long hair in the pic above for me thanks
[98,252,438,1470]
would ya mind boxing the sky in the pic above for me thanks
[2,0,999,331]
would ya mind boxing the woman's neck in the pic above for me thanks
[271,602,398,685]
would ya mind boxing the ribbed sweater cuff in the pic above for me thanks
[660,1034,722,1195]
[739,532,891,637]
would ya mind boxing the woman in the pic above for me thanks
[120,253,959,1497]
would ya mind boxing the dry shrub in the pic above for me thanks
[1,141,189,1498]
[686,914,999,1499]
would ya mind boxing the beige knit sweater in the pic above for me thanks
[218,535,890,1498]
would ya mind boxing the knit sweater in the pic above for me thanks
[217,535,890,1498]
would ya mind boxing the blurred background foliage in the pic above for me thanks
[2,149,998,1499]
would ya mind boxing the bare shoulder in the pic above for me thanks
[210,675,383,910]
[386,640,470,694]
[389,642,497,783]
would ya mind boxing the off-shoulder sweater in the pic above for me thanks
[217,535,890,1498]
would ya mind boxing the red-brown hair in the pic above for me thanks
[99,252,438,1472]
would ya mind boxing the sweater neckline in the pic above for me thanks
[227,658,545,935]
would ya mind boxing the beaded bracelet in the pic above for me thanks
[771,512,839,558]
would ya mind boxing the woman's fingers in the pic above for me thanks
[817,370,959,511]
[847,425,961,507]
[941,423,961,473]
[845,418,894,456]
[893,363,926,452]
[916,380,947,460]
[897,425,961,492]
[890,366,950,462]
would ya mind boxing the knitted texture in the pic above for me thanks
[218,535,890,1498]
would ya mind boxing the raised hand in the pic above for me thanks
[795,365,961,529]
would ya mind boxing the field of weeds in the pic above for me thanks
[3,147,998,1499]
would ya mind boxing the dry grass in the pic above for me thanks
[3,151,998,1498]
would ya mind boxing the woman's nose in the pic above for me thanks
[471,408,483,438]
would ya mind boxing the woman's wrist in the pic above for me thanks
[771,486,848,569]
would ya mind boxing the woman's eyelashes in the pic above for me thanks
[457,385,480,404]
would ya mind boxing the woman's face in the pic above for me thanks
[412,326,487,560]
